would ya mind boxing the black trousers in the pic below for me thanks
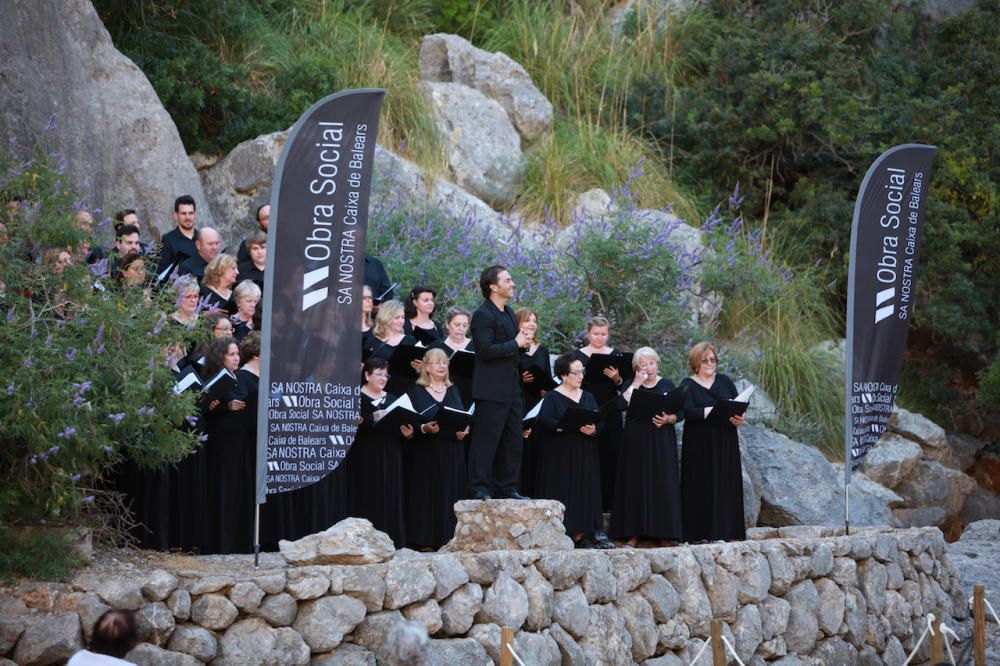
[468,393,524,496]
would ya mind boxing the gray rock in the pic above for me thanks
[552,585,590,639]
[11,612,81,665]
[895,460,977,520]
[135,601,176,646]
[811,636,858,665]
[185,575,233,596]
[617,592,658,661]
[467,623,501,662]
[167,624,218,662]
[764,544,796,596]
[254,571,287,595]
[523,565,554,631]
[402,599,443,635]
[190,593,238,631]
[882,635,908,666]
[421,637,491,665]
[0,0,216,243]
[893,406,952,465]
[421,81,523,206]
[961,487,1000,524]
[858,559,888,615]
[127,643,199,665]
[257,592,298,627]
[351,611,408,663]
[580,553,621,604]
[638,574,680,622]
[430,554,469,600]
[535,551,587,590]
[572,188,613,219]
[733,604,764,664]
[199,130,284,242]
[384,557,436,610]
[311,643,376,665]
[608,549,652,592]
[0,615,23,655]
[216,617,310,665]
[439,582,483,635]
[760,594,791,640]
[141,569,179,602]
[166,589,191,622]
[339,565,386,613]
[549,622,586,665]
[703,564,739,622]
[643,653,684,666]
[293,595,367,652]
[479,571,529,630]
[280,517,396,566]
[228,581,265,613]
[578,604,633,665]
[513,631,561,666]
[286,572,331,601]
[740,431,765,528]
[657,617,690,650]
[948,431,987,472]
[783,580,819,654]
[661,548,711,636]
[814,578,845,636]
[738,551,772,604]
[97,577,144,610]
[947,520,1000,603]
[883,589,914,639]
[860,433,923,488]
[418,33,553,141]
[811,543,835,578]
[444,499,574,552]
[894,505,948,527]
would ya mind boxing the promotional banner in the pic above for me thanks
[256,89,385,503]
[845,144,935,481]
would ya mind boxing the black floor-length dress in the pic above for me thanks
[610,378,684,541]
[532,390,604,536]
[404,384,468,549]
[518,344,550,495]
[572,348,624,511]
[363,332,419,398]
[345,391,406,547]
[680,373,746,542]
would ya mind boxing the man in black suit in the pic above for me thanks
[468,265,533,500]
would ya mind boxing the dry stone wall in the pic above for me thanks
[0,527,968,665]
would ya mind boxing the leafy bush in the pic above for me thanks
[0,130,200,527]
[0,526,84,583]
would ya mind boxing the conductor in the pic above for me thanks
[468,265,532,500]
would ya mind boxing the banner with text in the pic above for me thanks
[256,88,384,502]
[845,144,935,480]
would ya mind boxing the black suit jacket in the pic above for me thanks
[470,300,521,402]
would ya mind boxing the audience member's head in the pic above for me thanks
[207,313,234,339]
[203,252,236,289]
[240,331,261,364]
[115,252,146,288]
[89,609,138,659]
[115,208,139,227]
[255,204,270,231]
[246,231,267,267]
[173,195,196,233]
[73,209,94,232]
[173,276,200,315]
[114,223,141,256]
[195,228,221,263]
[234,280,261,318]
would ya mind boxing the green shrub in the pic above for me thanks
[0,526,84,584]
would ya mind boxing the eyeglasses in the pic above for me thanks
[567,369,585,376]
[701,357,718,365]
[370,372,389,379]
[427,360,449,366]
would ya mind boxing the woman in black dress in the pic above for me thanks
[345,356,407,546]
[403,285,444,343]
[231,280,260,341]
[403,348,469,550]
[363,299,420,397]
[430,306,474,407]
[680,341,746,543]
[533,353,610,549]
[200,337,254,553]
[515,307,549,495]
[361,285,374,335]
[611,347,683,547]
[572,316,625,512]
[199,254,239,315]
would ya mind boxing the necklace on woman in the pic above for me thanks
[428,384,447,394]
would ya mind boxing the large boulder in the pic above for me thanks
[419,33,553,141]
[0,0,214,238]
[947,520,1000,663]
[892,407,952,466]
[741,425,895,527]
[420,81,523,205]
[893,460,977,527]
[859,433,923,488]
[279,517,396,566]
[443,499,574,552]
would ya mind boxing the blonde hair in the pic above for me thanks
[632,346,660,370]
[373,299,404,338]
[416,347,452,388]
[586,315,610,331]
[233,279,261,304]
[688,341,719,373]
[203,253,237,288]
[362,285,373,330]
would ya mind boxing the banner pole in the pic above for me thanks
[253,503,260,568]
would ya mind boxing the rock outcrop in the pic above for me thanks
[442,499,575,552]
[0,0,214,238]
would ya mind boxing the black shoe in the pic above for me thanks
[593,531,616,549]
[575,534,598,549]
[472,491,492,500]
[502,491,531,500]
